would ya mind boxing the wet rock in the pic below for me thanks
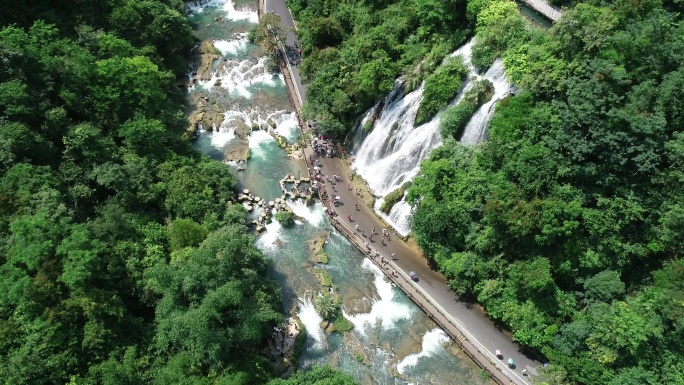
[307,231,329,264]
[341,289,373,315]
[196,41,221,81]
[224,139,250,162]
[234,119,251,139]
[274,134,288,149]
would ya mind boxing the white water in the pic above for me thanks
[273,112,300,142]
[396,328,450,374]
[194,56,273,97]
[213,35,248,56]
[351,38,511,234]
[185,0,257,20]
[374,198,413,236]
[343,259,412,334]
[185,0,224,13]
[255,209,284,250]
[222,0,259,23]
[200,109,297,149]
[460,58,511,145]
[297,296,325,348]
[287,201,326,228]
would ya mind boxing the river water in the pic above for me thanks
[186,2,491,384]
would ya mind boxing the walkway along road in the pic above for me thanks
[260,1,544,384]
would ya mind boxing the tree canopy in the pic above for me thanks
[0,2,353,384]
[408,0,684,383]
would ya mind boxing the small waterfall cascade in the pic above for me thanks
[351,38,512,235]
[351,81,441,198]
[459,58,511,145]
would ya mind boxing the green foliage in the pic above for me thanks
[249,14,288,70]
[168,218,207,251]
[380,182,410,214]
[275,211,297,226]
[439,79,494,140]
[0,3,347,384]
[290,0,470,137]
[332,315,354,333]
[267,365,357,385]
[147,225,282,370]
[410,0,684,381]
[315,294,337,321]
[470,0,527,69]
[415,56,470,125]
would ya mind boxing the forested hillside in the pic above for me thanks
[288,0,471,137]
[407,0,684,384]
[290,0,684,383]
[0,1,353,384]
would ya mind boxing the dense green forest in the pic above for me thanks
[288,0,471,137]
[0,1,352,384]
[291,0,684,383]
[409,0,684,384]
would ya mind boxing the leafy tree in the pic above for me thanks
[583,270,625,303]
[168,218,207,251]
[415,56,469,125]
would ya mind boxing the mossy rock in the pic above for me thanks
[317,270,333,287]
[380,182,411,214]
[251,123,260,131]
[274,134,288,149]
[314,250,328,264]
[275,211,296,226]
[331,315,354,333]
[267,118,277,128]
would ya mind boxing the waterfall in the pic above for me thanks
[351,38,512,235]
[352,81,441,197]
[459,58,511,145]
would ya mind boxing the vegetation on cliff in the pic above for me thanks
[409,0,684,383]
[439,79,494,140]
[287,0,470,137]
[415,56,470,125]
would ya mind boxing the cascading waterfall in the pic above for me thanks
[351,38,512,235]
[459,58,511,145]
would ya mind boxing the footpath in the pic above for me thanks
[259,1,543,384]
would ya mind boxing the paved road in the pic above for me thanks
[261,0,544,383]
[264,0,307,106]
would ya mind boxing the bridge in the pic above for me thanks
[520,0,563,22]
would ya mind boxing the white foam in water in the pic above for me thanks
[287,201,326,228]
[222,0,259,23]
[396,328,450,374]
[297,296,325,348]
[343,259,412,334]
[248,130,276,158]
[351,38,511,234]
[209,126,235,148]
[213,38,247,57]
[273,112,300,142]
[373,197,412,237]
[185,0,224,14]
[255,210,283,250]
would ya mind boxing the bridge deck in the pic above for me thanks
[520,0,562,22]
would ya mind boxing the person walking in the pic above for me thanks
[391,253,396,260]
[355,203,358,211]
[355,224,359,232]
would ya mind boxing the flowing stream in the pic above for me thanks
[186,1,491,384]
[350,39,512,235]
